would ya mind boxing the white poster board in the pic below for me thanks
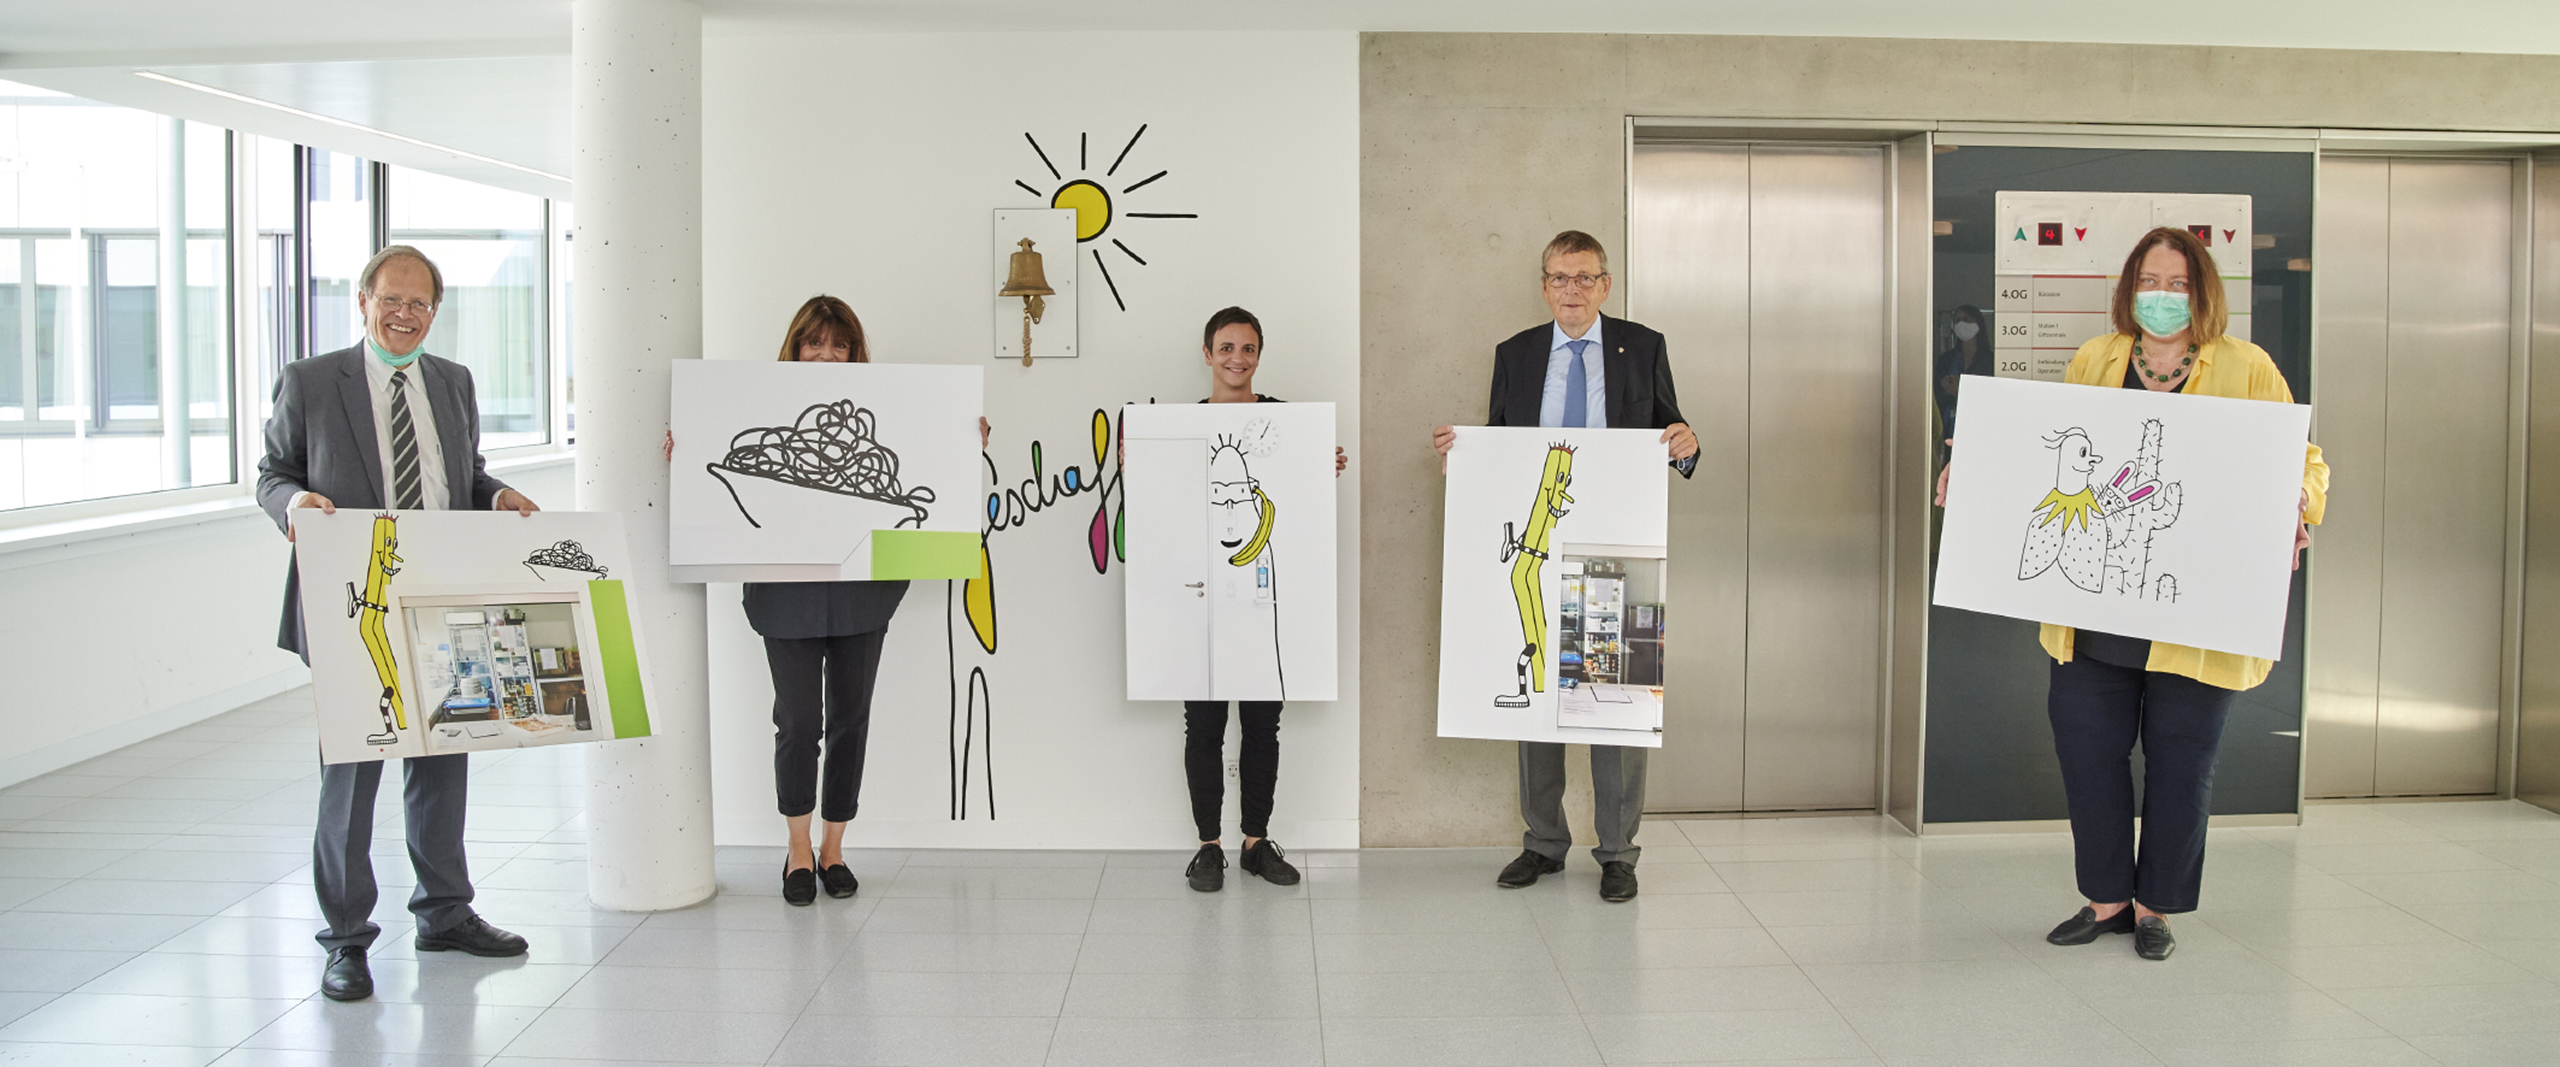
[1121,402,1339,701]
[1437,427,1669,747]
[1992,192,2252,381]
[669,360,983,582]
[1933,377,2311,659]
[294,510,657,765]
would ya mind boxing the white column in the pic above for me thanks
[573,0,714,911]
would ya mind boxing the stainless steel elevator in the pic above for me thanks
[1629,142,1894,812]
[2306,155,2522,798]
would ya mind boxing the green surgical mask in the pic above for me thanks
[2132,290,2193,337]
[367,337,422,369]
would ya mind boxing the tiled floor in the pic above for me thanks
[4,692,2560,1064]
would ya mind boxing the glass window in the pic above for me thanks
[386,165,548,448]
[0,79,232,512]
[304,148,372,357]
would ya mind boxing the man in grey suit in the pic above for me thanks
[257,245,541,1001]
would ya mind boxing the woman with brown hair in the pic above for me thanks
[1946,228,2328,959]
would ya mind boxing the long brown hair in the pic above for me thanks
[778,295,868,362]
[2110,226,2229,345]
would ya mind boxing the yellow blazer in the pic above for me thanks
[2036,333,2331,691]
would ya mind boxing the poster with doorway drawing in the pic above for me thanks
[1933,376,2311,659]
[668,360,984,582]
[1436,427,1669,747]
[293,510,657,764]
[1120,402,1339,702]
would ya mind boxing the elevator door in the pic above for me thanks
[2306,156,2516,798]
[1630,143,1890,812]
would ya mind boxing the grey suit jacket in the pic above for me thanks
[256,345,511,656]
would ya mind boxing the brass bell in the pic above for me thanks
[1000,238,1055,368]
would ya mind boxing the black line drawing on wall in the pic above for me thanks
[523,539,609,581]
[1210,418,1286,699]
[707,401,937,530]
[1012,124,1198,312]
[1495,444,1576,708]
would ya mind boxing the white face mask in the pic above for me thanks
[1952,321,1980,341]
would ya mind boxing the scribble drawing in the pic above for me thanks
[343,514,407,746]
[2100,419,2182,601]
[1496,444,1576,709]
[707,401,936,529]
[2019,428,2108,593]
[1210,417,1285,699]
[523,539,608,580]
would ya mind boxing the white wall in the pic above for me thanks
[701,30,1361,849]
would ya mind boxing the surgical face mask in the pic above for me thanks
[1951,321,1979,341]
[2132,290,2193,337]
[367,337,423,369]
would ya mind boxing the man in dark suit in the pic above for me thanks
[257,245,540,1001]
[1433,230,1697,903]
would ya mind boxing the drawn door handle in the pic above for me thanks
[1184,582,1203,588]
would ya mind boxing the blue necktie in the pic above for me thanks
[1562,339,1590,428]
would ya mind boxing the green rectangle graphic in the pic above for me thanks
[871,529,984,580]
[586,580,653,739]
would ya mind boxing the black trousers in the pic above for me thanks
[2048,655,2238,913]
[1183,701,1281,842]
[766,630,886,823]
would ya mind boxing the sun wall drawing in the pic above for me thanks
[1438,427,1669,747]
[1121,403,1339,703]
[1935,376,2310,659]
[669,361,983,582]
[1011,125,1199,313]
[295,510,656,764]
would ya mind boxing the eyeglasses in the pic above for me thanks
[367,296,438,316]
[1543,272,1608,291]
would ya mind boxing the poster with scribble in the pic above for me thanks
[1933,376,2312,659]
[669,361,984,581]
[1436,427,1669,747]
[292,510,656,764]
[1121,402,1340,702]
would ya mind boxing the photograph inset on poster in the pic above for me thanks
[294,510,657,764]
[669,360,983,582]
[1437,427,1669,747]
[1933,376,2311,659]
[1121,402,1339,702]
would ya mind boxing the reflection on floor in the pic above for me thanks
[3,689,2560,1065]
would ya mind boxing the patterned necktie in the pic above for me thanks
[388,369,424,509]
[1562,338,1591,428]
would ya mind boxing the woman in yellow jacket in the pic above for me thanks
[1948,227,2328,961]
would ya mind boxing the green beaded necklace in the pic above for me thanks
[2132,341,2197,383]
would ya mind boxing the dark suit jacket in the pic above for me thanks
[1487,315,1696,478]
[256,345,511,655]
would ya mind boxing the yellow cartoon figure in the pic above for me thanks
[1495,444,1575,708]
[344,513,407,746]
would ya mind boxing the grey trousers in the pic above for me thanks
[1519,741,1648,866]
[313,753,477,951]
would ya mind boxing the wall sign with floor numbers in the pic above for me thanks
[1993,192,2253,381]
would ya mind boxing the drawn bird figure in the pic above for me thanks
[2019,428,2108,593]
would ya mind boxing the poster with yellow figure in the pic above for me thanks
[293,510,659,764]
[1437,427,1670,747]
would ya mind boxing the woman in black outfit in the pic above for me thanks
[1182,306,1347,892]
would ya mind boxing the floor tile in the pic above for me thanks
[598,926,848,971]
[856,895,1090,934]
[1840,996,2135,1060]
[1049,1016,1324,1067]
[798,969,1068,1017]
[1541,924,1794,970]
[498,1006,794,1063]
[1586,1008,1874,1063]
[0,1043,227,1066]
[1067,970,1320,1017]
[1767,921,2021,965]
[0,993,299,1047]
[1800,956,2069,1008]
[0,947,138,993]
[1309,931,1539,974]
[0,911,205,953]
[2149,1036,2439,1066]
[2411,1030,2560,1066]
[2097,989,2388,1050]
[1318,968,1573,1018]
[1319,1015,1599,1066]
[2259,940,2540,990]
[835,931,1082,973]
[1561,964,1830,1013]
[768,1013,1056,1066]
[239,999,544,1057]
[2331,981,2560,1036]
[2339,869,2560,907]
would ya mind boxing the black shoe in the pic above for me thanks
[320,946,372,1001]
[2045,905,2137,946]
[1186,844,1226,892]
[1599,861,1638,902]
[1496,849,1565,888]
[415,915,529,957]
[782,864,817,906]
[1239,839,1301,886]
[820,863,858,899]
[2135,915,2176,960]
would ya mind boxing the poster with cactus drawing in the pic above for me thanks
[1436,427,1669,747]
[1933,376,2312,660]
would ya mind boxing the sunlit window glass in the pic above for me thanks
[0,79,232,512]
[305,148,371,355]
[386,165,547,448]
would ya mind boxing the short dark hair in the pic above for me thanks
[1202,306,1262,350]
[779,295,868,362]
[359,244,444,304]
[1952,304,1983,324]
[1541,230,1609,274]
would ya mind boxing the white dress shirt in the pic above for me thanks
[361,348,451,510]
[1537,318,1609,429]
